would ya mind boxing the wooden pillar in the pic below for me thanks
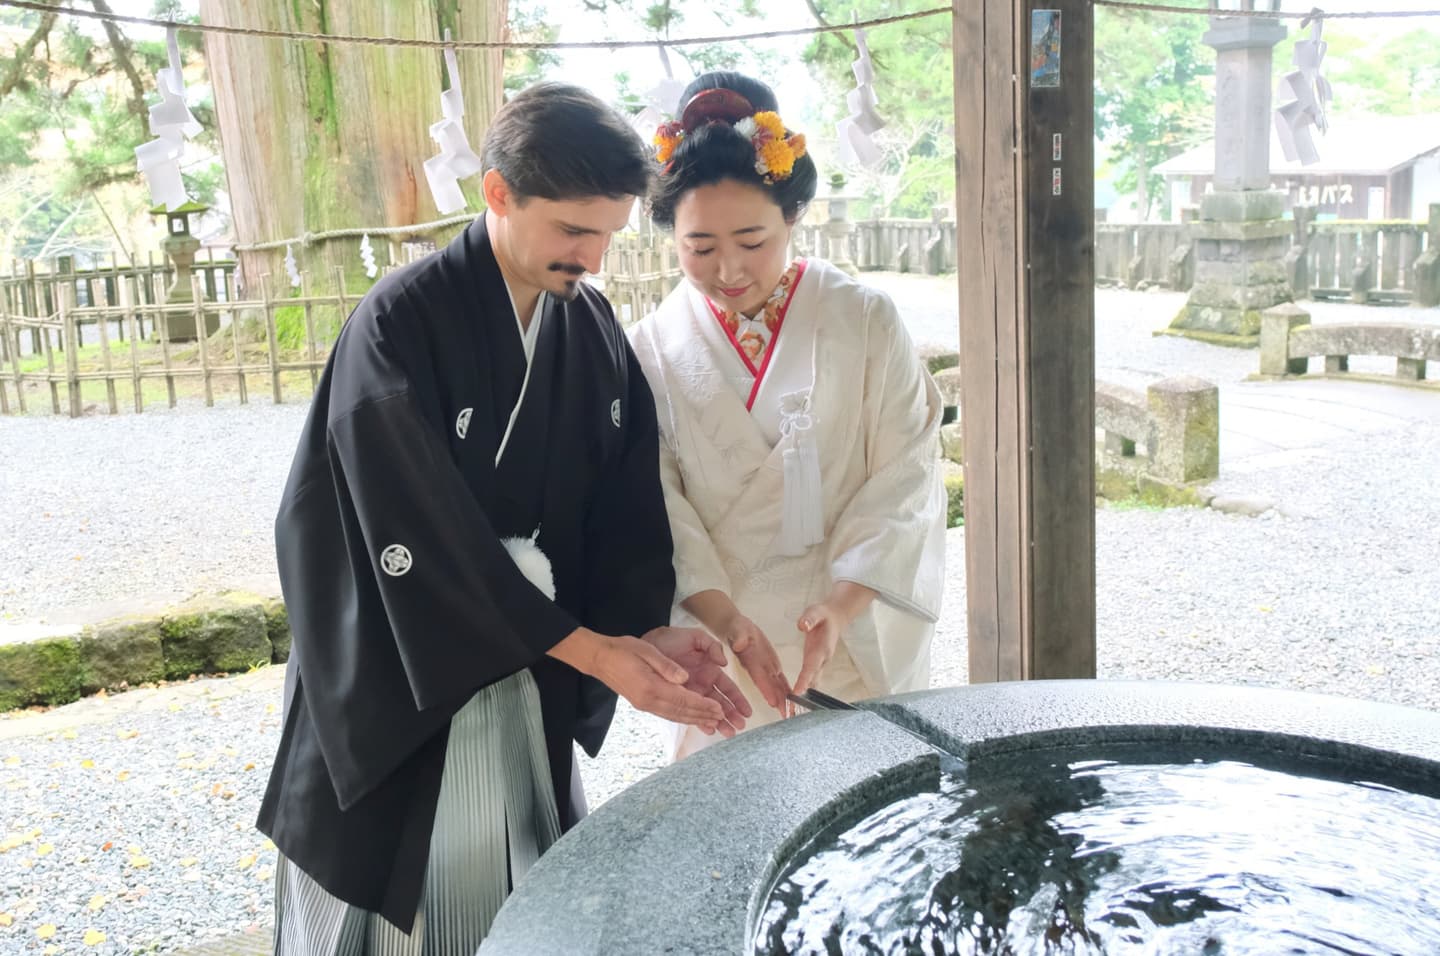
[953,0,1096,682]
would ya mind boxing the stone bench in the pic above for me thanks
[1260,303,1439,384]
[936,369,1219,499]
[1096,376,1220,495]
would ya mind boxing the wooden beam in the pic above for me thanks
[954,0,1096,682]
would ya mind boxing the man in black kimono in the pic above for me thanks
[257,83,751,953]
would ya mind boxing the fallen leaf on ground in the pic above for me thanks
[60,729,77,740]
[257,865,274,881]
[86,894,106,912]
[237,853,257,869]
[116,730,138,740]
[79,760,94,770]
[261,838,276,852]
[243,762,256,772]
[83,929,106,945]
[36,844,52,857]
[0,912,11,926]
[115,771,131,782]
[100,842,113,852]
[178,857,198,867]
[36,924,56,939]
[3,756,19,767]
[128,855,151,869]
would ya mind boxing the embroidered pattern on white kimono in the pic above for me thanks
[628,257,947,755]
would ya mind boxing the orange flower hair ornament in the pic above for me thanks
[653,89,808,184]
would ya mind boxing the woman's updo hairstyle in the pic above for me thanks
[648,71,818,230]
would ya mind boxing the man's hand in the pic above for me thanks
[549,628,726,732]
[714,613,790,716]
[642,626,753,738]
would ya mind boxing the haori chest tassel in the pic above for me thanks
[778,391,825,556]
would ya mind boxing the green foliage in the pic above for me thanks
[803,1,953,218]
[274,303,342,354]
[0,2,222,258]
[1299,28,1440,116]
[504,1,562,95]
[945,473,965,529]
[1095,2,1213,221]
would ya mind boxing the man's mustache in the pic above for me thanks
[548,262,586,277]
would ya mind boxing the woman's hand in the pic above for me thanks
[715,612,791,715]
[641,626,753,737]
[682,590,790,716]
[793,582,878,697]
[793,603,844,697]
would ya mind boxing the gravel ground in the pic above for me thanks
[2,280,1439,950]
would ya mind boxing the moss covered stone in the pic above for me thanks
[263,598,291,664]
[1135,474,1209,508]
[0,638,83,711]
[78,619,165,694]
[1095,467,1139,502]
[160,596,271,679]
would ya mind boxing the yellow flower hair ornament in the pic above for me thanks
[656,90,808,183]
[732,111,807,184]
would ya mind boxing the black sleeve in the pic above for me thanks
[581,340,677,640]
[278,338,579,811]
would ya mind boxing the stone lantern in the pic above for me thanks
[823,173,859,276]
[151,200,215,340]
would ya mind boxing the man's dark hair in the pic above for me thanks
[648,71,818,230]
[483,82,651,202]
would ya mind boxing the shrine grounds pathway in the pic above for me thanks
[1,278,1437,953]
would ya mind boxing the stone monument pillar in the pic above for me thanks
[1165,14,1291,347]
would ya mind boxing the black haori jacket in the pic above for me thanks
[256,217,675,929]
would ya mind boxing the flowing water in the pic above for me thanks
[754,744,1440,955]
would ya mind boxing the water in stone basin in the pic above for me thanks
[755,744,1440,955]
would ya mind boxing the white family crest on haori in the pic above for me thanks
[380,544,413,577]
[456,407,473,440]
[135,26,203,209]
[611,398,623,428]
[502,531,555,600]
[423,30,486,214]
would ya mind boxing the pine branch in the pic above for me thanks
[0,6,58,101]
[88,0,149,122]
[802,0,855,55]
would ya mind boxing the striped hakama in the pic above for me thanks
[273,670,560,955]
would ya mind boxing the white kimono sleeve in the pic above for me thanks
[827,288,947,622]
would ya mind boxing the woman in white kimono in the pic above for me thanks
[629,72,947,760]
